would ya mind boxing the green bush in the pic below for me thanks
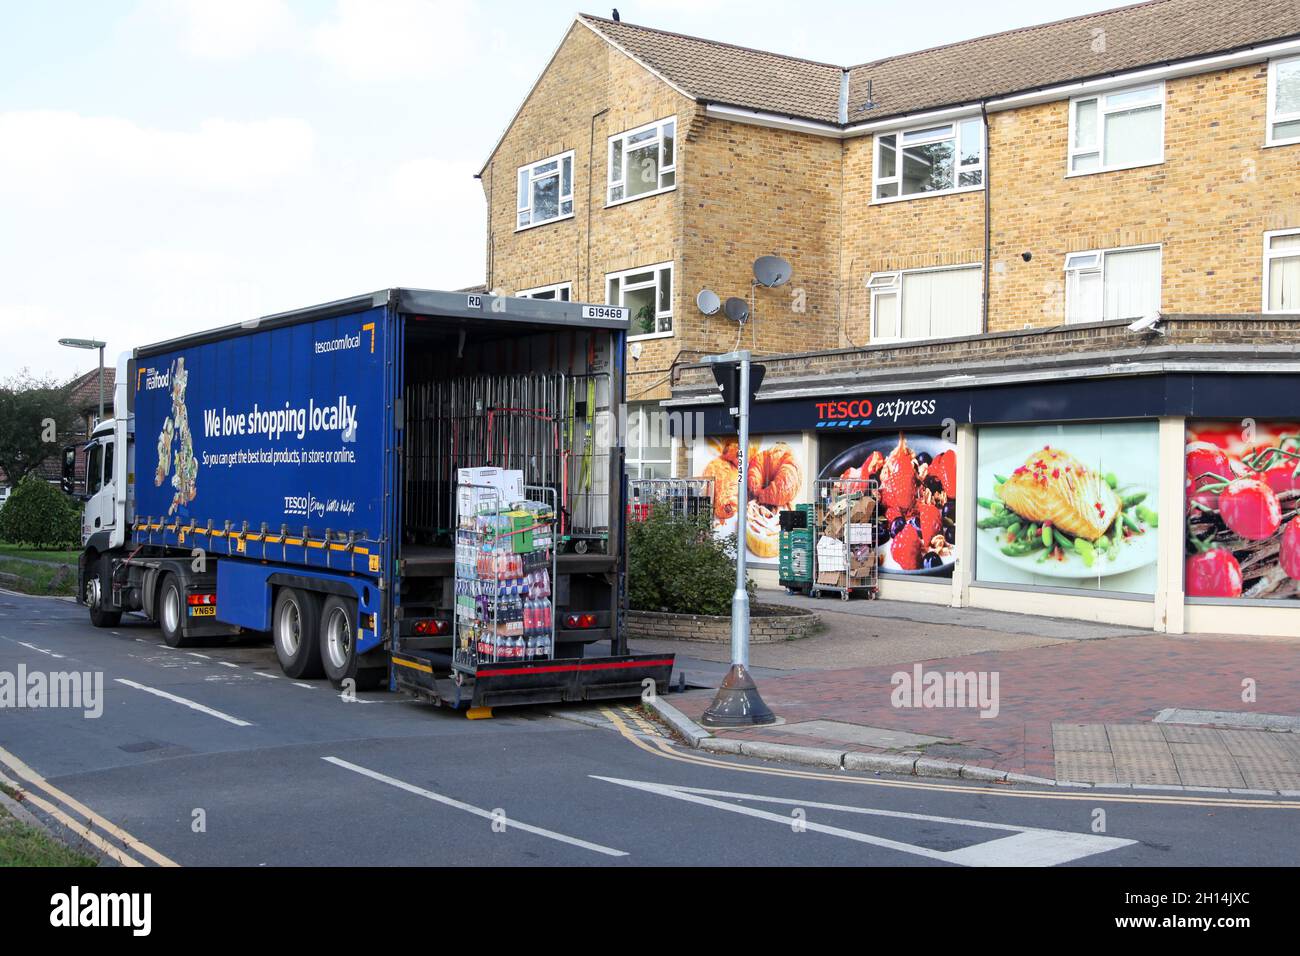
[628,506,754,616]
[0,476,82,549]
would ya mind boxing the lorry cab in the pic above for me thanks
[76,420,118,546]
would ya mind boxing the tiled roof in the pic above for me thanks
[579,0,1300,125]
[65,366,115,414]
[580,13,844,124]
[845,0,1300,120]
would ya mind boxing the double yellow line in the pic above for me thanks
[0,744,177,867]
[601,708,1300,811]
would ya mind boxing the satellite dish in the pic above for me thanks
[753,255,792,288]
[696,289,721,316]
[723,297,749,324]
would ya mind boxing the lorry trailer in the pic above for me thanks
[66,288,672,709]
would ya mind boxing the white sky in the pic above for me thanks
[1,0,1123,382]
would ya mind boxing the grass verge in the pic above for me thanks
[0,543,81,564]
[0,796,98,867]
[0,557,77,596]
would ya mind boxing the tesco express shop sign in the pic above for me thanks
[815,396,939,429]
[692,390,953,435]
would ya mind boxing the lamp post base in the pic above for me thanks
[700,663,776,727]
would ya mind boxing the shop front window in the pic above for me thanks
[974,422,1160,595]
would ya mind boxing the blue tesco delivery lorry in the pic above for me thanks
[67,288,672,709]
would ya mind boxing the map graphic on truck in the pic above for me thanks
[153,357,197,515]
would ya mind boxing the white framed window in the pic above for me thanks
[607,262,672,339]
[1064,245,1162,324]
[1264,229,1300,313]
[1267,56,1300,147]
[867,265,982,342]
[516,150,574,230]
[626,403,672,479]
[1068,82,1165,175]
[517,282,572,301]
[607,117,676,205]
[873,118,983,202]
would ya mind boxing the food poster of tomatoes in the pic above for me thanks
[817,431,957,577]
[1185,421,1300,600]
[692,434,807,564]
[975,423,1160,593]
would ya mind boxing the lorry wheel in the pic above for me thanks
[273,588,323,678]
[156,574,193,648]
[86,557,122,629]
[320,595,382,689]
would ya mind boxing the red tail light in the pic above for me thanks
[413,619,449,635]
[187,593,215,606]
[564,613,598,629]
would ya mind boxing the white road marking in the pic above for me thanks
[219,661,240,669]
[253,671,280,679]
[324,756,628,858]
[16,640,64,659]
[114,678,253,727]
[187,652,212,660]
[293,682,314,689]
[592,777,1135,867]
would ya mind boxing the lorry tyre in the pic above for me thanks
[156,573,193,648]
[273,588,323,678]
[86,556,122,629]
[320,595,382,689]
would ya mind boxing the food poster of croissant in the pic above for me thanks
[1184,421,1300,601]
[692,435,807,563]
[817,432,957,577]
[975,422,1160,593]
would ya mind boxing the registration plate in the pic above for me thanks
[189,605,216,617]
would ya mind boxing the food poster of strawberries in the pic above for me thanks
[817,431,956,577]
[975,422,1160,593]
[1185,421,1300,600]
[692,434,807,564]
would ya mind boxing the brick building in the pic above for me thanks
[479,0,1300,635]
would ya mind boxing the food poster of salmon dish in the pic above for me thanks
[692,435,807,564]
[975,422,1160,593]
[1185,421,1300,601]
[817,432,957,577]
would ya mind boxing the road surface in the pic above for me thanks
[1,589,1296,867]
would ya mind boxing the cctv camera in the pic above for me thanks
[1127,311,1164,335]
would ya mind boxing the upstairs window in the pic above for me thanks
[608,118,676,205]
[1265,230,1300,313]
[1069,83,1164,174]
[873,118,983,202]
[607,262,672,338]
[516,150,573,230]
[1064,245,1161,324]
[868,265,982,341]
[1268,56,1300,146]
[518,282,571,301]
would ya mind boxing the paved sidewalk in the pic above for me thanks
[638,592,1300,787]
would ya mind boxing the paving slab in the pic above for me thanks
[663,628,1300,786]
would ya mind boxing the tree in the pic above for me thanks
[0,371,78,485]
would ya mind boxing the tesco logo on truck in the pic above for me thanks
[136,367,171,391]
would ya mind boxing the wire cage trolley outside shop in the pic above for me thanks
[811,476,879,601]
[627,477,715,524]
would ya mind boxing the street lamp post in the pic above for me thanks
[57,338,108,421]
[701,350,775,727]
